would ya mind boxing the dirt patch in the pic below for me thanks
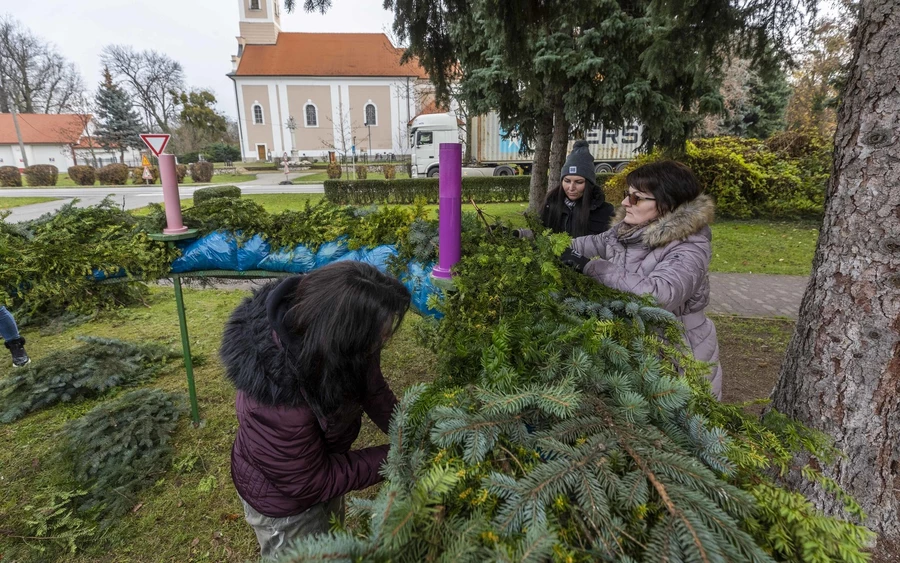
[713,314,795,404]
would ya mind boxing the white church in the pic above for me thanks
[228,0,433,161]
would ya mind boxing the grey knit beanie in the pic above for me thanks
[560,140,596,186]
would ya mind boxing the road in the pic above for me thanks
[1,174,325,223]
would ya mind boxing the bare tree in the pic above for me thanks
[0,14,84,114]
[321,96,361,177]
[101,45,185,134]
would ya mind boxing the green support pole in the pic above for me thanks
[148,230,201,426]
[172,275,200,426]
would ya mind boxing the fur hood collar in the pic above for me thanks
[611,194,715,247]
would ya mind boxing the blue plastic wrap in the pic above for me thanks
[91,267,126,281]
[361,245,399,274]
[170,232,238,273]
[257,244,316,273]
[332,248,367,264]
[314,238,350,268]
[402,261,443,318]
[237,234,271,271]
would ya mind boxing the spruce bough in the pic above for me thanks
[277,232,873,562]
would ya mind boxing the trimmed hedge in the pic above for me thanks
[325,176,532,205]
[24,165,58,187]
[355,165,368,180]
[67,165,96,186]
[326,162,342,179]
[190,161,214,183]
[193,185,241,204]
[383,164,397,180]
[176,164,188,183]
[97,164,129,185]
[0,166,22,187]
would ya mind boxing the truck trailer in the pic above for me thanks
[409,112,644,178]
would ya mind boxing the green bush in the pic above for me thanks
[383,164,397,180]
[0,165,22,187]
[0,337,178,423]
[607,135,830,218]
[324,176,532,205]
[202,142,241,163]
[190,161,214,183]
[96,164,129,185]
[355,164,368,179]
[23,165,58,186]
[178,151,201,164]
[176,164,188,182]
[326,161,342,179]
[193,185,241,204]
[67,165,96,186]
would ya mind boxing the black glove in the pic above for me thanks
[559,247,590,273]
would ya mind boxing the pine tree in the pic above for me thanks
[93,67,143,164]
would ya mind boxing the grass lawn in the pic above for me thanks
[293,171,411,184]
[0,286,437,562]
[0,197,60,209]
[0,286,794,562]
[19,173,257,188]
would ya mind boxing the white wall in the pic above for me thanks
[0,144,73,169]
[0,146,14,167]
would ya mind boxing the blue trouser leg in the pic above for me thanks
[0,306,21,342]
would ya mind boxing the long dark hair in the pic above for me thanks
[541,182,596,237]
[281,261,410,417]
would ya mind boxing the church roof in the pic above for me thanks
[235,33,428,78]
[0,113,87,145]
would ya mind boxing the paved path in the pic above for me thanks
[0,174,324,222]
[707,273,807,319]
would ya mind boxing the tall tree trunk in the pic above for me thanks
[527,108,554,214]
[771,0,900,545]
[547,99,569,193]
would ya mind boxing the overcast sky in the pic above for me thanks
[9,0,397,119]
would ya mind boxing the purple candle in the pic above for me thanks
[432,143,462,279]
[159,154,188,234]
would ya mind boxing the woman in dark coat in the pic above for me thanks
[220,261,411,558]
[539,140,616,237]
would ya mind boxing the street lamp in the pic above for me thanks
[364,119,372,164]
[285,116,297,160]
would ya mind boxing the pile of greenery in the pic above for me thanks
[0,199,179,322]
[608,133,831,219]
[277,231,872,562]
[10,388,185,558]
[0,337,179,423]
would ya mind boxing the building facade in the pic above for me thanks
[229,0,431,161]
[0,113,141,170]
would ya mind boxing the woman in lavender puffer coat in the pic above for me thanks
[221,261,410,558]
[559,160,722,398]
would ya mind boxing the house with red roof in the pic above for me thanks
[229,0,433,161]
[0,113,142,170]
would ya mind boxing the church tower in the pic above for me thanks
[238,0,281,46]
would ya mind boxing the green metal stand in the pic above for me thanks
[150,230,201,426]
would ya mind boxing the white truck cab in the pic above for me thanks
[409,113,460,178]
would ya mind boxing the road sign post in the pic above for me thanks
[139,134,185,234]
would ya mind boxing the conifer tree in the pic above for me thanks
[93,66,143,165]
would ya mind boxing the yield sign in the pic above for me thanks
[140,134,170,157]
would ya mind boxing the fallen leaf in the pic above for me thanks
[212,531,223,540]
[191,537,200,547]
[132,503,144,513]
[177,500,184,508]
[222,513,241,521]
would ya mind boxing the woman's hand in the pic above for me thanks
[559,248,590,273]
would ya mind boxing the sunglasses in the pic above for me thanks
[626,191,656,206]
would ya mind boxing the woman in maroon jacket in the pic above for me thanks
[220,261,410,558]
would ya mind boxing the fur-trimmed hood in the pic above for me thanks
[220,280,305,407]
[611,194,715,248]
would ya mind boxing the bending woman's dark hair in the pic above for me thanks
[271,261,410,417]
[541,182,596,237]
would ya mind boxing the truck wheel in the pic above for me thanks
[614,162,629,173]
[594,163,614,174]
[493,165,515,176]
[427,167,440,178]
